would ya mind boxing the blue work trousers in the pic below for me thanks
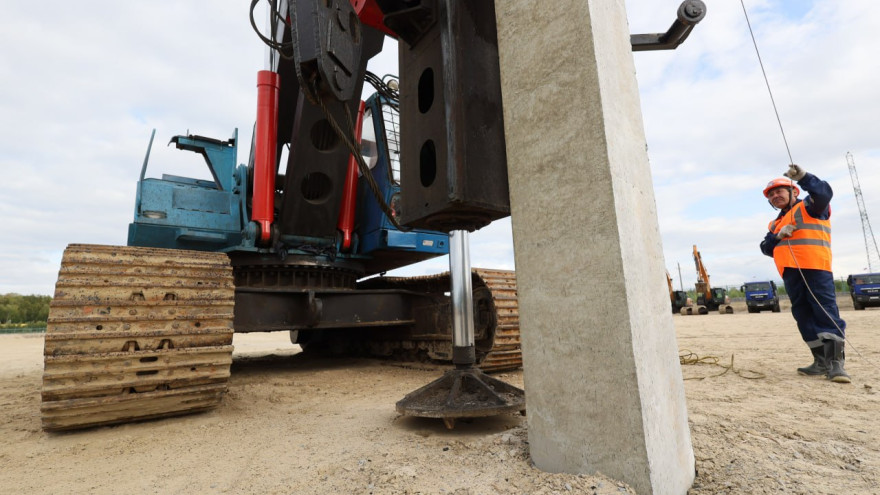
[782,268,846,346]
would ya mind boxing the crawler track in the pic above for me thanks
[471,269,522,372]
[358,269,522,372]
[41,244,235,431]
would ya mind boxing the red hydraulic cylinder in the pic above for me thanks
[350,0,396,37]
[253,70,281,245]
[337,100,366,252]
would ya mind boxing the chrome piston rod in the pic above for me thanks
[395,228,525,428]
[449,230,476,366]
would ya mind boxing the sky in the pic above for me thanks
[2,0,880,296]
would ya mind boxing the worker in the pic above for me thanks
[760,164,850,383]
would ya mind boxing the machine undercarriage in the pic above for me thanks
[42,244,520,431]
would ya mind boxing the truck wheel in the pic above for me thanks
[772,304,780,313]
[747,306,757,314]
[854,300,865,310]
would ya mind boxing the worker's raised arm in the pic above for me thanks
[789,168,833,219]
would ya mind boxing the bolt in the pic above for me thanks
[684,0,706,19]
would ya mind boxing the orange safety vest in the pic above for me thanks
[768,201,832,276]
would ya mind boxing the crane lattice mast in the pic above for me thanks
[846,152,880,272]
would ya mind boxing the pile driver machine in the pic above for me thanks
[41,0,706,431]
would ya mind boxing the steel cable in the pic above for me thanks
[741,1,862,368]
[740,0,794,165]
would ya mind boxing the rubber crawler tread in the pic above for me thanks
[41,244,235,431]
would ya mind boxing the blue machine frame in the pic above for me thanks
[127,93,448,274]
[356,95,448,259]
[128,130,248,251]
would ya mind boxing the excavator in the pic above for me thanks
[691,245,733,314]
[666,271,692,314]
[40,0,707,431]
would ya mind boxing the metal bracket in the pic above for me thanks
[289,0,364,100]
[373,0,437,47]
[307,290,323,327]
[631,0,707,52]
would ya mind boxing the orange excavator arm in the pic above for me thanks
[692,245,711,302]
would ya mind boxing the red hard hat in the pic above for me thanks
[763,178,799,198]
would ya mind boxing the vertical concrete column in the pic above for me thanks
[493,1,694,494]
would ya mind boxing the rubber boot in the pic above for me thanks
[824,340,851,384]
[796,346,827,376]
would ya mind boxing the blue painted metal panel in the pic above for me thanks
[128,130,247,252]
[355,95,449,268]
[127,96,450,270]
[385,230,447,253]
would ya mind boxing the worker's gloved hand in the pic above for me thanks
[776,224,797,240]
[783,164,806,181]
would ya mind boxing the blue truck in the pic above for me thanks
[741,281,781,313]
[846,273,880,310]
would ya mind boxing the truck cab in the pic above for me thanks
[741,281,781,313]
[846,273,880,310]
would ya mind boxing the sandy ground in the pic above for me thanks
[1,302,879,495]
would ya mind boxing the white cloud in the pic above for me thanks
[2,0,879,297]
[633,0,880,290]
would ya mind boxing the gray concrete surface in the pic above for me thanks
[493,1,694,494]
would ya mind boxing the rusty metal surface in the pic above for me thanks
[229,252,363,290]
[355,268,522,372]
[41,244,234,431]
[472,269,521,372]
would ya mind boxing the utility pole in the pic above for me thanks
[846,152,880,271]
[677,262,684,292]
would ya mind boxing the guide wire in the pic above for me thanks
[739,0,794,165]
[784,242,875,363]
[787,240,880,374]
[741,1,868,372]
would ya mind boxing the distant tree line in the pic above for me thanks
[0,294,51,326]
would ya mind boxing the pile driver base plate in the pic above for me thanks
[395,366,525,429]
